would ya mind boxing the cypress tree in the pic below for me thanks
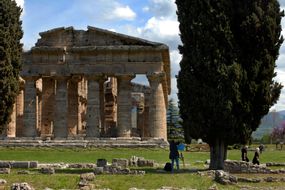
[176,0,283,169]
[0,0,23,133]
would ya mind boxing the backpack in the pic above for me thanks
[163,162,172,172]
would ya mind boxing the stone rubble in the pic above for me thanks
[11,182,34,190]
[0,168,10,174]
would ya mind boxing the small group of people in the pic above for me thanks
[241,145,262,165]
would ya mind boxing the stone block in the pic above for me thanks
[40,167,55,174]
[112,158,128,168]
[80,172,95,181]
[0,162,10,168]
[11,161,29,168]
[11,182,34,190]
[29,161,38,168]
[97,159,107,167]
[0,179,7,185]
[94,167,104,174]
[0,168,10,174]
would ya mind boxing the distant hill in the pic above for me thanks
[252,111,285,139]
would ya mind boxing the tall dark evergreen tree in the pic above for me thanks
[167,98,184,142]
[0,0,23,133]
[176,0,283,169]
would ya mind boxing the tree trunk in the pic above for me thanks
[209,138,227,170]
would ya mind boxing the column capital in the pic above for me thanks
[70,75,83,82]
[147,72,165,82]
[19,77,25,90]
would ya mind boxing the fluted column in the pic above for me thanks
[99,78,105,135]
[116,74,135,138]
[147,72,167,140]
[68,75,81,136]
[54,76,68,138]
[7,103,16,137]
[85,76,101,138]
[23,77,37,137]
[16,88,24,137]
[41,77,55,137]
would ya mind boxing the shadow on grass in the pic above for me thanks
[55,168,94,174]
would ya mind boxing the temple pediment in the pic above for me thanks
[36,26,164,47]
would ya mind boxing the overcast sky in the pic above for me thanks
[16,0,285,111]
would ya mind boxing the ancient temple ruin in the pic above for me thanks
[4,26,170,146]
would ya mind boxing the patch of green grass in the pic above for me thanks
[0,173,79,189]
[0,145,284,189]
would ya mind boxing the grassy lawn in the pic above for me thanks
[0,145,284,189]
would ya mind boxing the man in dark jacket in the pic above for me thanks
[169,140,180,172]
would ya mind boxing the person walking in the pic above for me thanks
[241,145,249,162]
[169,140,179,172]
[252,147,260,165]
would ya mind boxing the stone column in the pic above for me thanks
[16,88,24,137]
[41,77,55,138]
[147,72,167,140]
[36,78,42,136]
[7,103,16,137]
[85,76,102,138]
[54,77,68,138]
[68,75,81,136]
[99,79,105,135]
[116,74,135,138]
[23,77,37,137]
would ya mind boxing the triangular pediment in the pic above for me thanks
[35,26,163,47]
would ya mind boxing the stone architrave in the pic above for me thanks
[116,74,135,138]
[23,77,37,137]
[54,76,68,138]
[68,75,82,136]
[41,77,55,137]
[85,75,103,138]
[147,72,167,140]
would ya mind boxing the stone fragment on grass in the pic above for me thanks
[112,158,128,168]
[94,167,104,174]
[40,167,55,174]
[11,182,34,190]
[0,179,7,185]
[264,176,278,182]
[208,184,218,190]
[0,168,10,174]
[0,162,11,168]
[80,172,95,181]
[214,170,237,185]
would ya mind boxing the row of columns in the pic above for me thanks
[8,73,167,140]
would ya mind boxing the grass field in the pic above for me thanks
[0,145,284,189]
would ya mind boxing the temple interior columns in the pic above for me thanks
[68,75,81,136]
[41,77,55,138]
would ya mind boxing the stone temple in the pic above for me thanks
[2,26,170,147]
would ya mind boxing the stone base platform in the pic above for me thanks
[0,137,168,148]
